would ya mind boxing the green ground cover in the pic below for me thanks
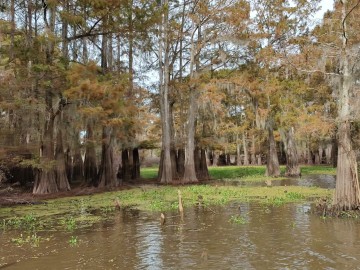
[0,165,335,232]
[140,165,336,180]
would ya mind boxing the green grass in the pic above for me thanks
[140,167,159,179]
[300,165,336,175]
[0,165,336,233]
[141,165,336,180]
[0,185,332,230]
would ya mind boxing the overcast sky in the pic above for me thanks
[317,0,334,18]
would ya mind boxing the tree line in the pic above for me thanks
[0,0,359,211]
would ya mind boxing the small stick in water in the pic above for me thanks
[178,190,184,214]
[160,213,166,225]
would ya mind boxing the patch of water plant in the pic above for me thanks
[229,215,248,225]
[11,233,41,247]
[1,213,44,231]
[69,235,78,247]
[60,216,77,231]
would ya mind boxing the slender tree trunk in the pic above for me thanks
[333,1,360,210]
[213,152,219,167]
[236,134,242,166]
[265,126,280,177]
[251,134,256,165]
[159,0,172,183]
[84,122,97,185]
[72,144,84,182]
[242,133,249,166]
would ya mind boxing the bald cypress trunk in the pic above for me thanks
[265,126,280,177]
[84,122,97,185]
[332,0,360,210]
[97,127,117,188]
[55,130,70,191]
[283,128,300,177]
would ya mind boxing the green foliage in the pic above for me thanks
[229,215,248,225]
[60,216,77,231]
[69,236,78,247]
[11,233,41,247]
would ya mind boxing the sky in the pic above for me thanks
[317,0,334,19]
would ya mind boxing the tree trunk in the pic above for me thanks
[196,149,210,180]
[121,149,131,182]
[55,129,71,191]
[333,1,360,210]
[84,122,97,185]
[236,134,242,166]
[213,152,219,167]
[265,126,280,177]
[331,136,337,168]
[283,128,300,177]
[132,148,141,180]
[242,133,249,166]
[158,0,172,184]
[97,127,117,188]
[251,134,256,165]
[182,89,199,183]
[325,144,332,165]
[33,113,58,194]
[177,148,185,178]
[72,145,84,183]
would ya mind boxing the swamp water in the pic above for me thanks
[1,174,360,269]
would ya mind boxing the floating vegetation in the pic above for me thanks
[69,235,78,247]
[229,215,248,225]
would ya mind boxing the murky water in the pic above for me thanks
[1,198,360,270]
[214,174,336,189]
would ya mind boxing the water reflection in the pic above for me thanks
[1,201,360,269]
[212,174,336,189]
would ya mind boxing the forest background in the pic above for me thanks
[0,0,359,211]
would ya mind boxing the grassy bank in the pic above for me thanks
[0,185,332,228]
[0,165,335,232]
[141,165,336,180]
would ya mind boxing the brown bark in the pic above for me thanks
[196,149,210,180]
[132,148,141,180]
[265,127,280,177]
[33,112,58,194]
[242,133,249,166]
[177,149,185,178]
[182,89,199,183]
[97,127,117,188]
[121,149,131,182]
[72,145,84,182]
[55,130,70,191]
[158,0,172,184]
[236,136,242,166]
[251,135,256,165]
[84,122,97,185]
[283,128,300,177]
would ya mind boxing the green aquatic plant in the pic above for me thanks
[11,233,40,247]
[61,216,76,231]
[69,235,78,246]
[229,215,248,225]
